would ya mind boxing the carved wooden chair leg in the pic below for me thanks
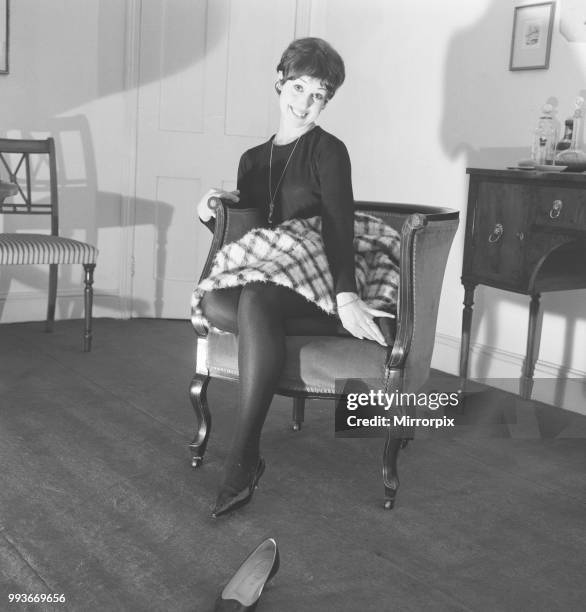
[382,431,404,510]
[521,293,542,400]
[189,373,211,468]
[82,263,95,352]
[46,263,58,333]
[292,397,305,431]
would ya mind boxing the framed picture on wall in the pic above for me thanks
[0,0,8,74]
[509,1,556,71]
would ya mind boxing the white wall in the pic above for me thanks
[0,0,132,322]
[310,0,586,396]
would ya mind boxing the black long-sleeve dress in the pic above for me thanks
[236,125,357,295]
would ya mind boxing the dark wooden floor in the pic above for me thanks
[1,319,586,612]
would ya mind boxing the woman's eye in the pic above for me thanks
[293,84,303,92]
[313,93,324,102]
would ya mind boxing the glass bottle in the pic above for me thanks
[555,118,574,153]
[554,96,586,170]
[531,103,557,165]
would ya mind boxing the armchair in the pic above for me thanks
[189,199,458,509]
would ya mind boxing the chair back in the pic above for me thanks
[357,201,459,393]
[0,137,59,235]
[356,201,457,232]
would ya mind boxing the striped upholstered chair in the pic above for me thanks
[0,137,98,351]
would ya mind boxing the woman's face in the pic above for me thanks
[278,74,328,129]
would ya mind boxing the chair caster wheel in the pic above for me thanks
[292,422,302,431]
[383,483,397,510]
[191,456,203,469]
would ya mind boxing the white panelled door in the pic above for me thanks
[131,0,303,318]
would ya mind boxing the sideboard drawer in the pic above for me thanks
[466,182,530,286]
[533,186,586,231]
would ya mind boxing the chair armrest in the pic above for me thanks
[385,212,459,386]
[192,197,264,337]
[386,213,427,369]
[197,197,264,285]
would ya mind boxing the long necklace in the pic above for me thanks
[268,135,302,226]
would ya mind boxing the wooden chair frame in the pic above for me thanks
[0,137,97,351]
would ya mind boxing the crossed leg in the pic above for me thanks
[201,282,330,492]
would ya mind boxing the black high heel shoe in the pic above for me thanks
[213,538,279,611]
[211,457,265,518]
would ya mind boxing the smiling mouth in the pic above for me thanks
[289,106,309,119]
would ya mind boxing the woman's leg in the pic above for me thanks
[200,286,242,334]
[210,282,327,495]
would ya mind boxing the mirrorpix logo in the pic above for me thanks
[334,380,459,437]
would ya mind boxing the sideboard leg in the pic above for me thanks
[459,283,477,390]
[521,293,542,400]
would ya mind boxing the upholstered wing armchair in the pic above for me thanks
[189,199,458,509]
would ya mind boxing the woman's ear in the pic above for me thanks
[274,72,284,95]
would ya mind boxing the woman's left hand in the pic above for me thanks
[337,294,394,346]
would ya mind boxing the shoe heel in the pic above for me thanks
[267,546,280,583]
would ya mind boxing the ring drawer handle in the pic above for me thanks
[488,223,503,243]
[550,199,563,219]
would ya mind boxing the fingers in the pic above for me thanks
[223,190,240,202]
[366,308,395,318]
[346,323,386,346]
[338,301,391,346]
[210,188,240,202]
[361,320,387,346]
[354,315,386,346]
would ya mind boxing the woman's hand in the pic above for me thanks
[197,188,240,222]
[336,292,394,346]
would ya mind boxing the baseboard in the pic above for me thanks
[0,291,126,323]
[433,332,586,415]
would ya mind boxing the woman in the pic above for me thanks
[197,37,393,517]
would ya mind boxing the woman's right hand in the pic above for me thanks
[197,188,240,222]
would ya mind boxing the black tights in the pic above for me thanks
[201,282,331,490]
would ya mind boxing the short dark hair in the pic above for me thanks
[276,37,345,100]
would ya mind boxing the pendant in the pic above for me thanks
[268,200,274,227]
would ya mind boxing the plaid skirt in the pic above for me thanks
[191,212,401,316]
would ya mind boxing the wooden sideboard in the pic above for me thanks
[460,168,586,398]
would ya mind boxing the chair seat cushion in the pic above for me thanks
[284,315,351,337]
[0,233,98,265]
[206,327,394,394]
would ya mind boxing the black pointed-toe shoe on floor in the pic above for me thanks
[213,538,280,611]
[211,457,266,519]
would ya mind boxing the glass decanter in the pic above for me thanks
[554,96,586,171]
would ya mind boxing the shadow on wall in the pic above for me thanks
[1,1,221,319]
[441,0,586,406]
[0,115,173,319]
[5,2,219,121]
